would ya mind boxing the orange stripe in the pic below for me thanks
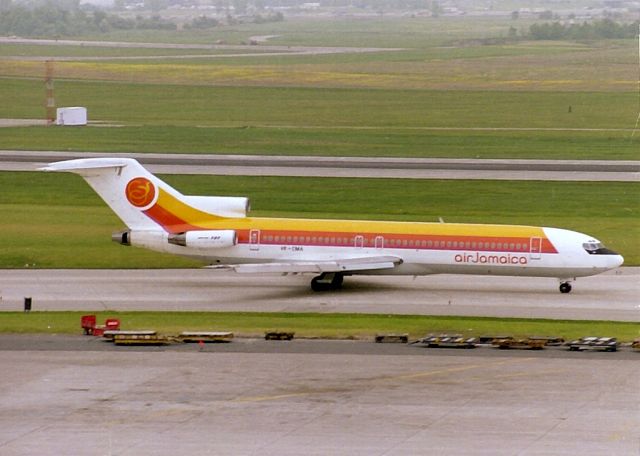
[143,204,203,233]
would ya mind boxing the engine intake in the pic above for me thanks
[168,230,237,249]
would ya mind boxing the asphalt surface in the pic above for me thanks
[1,335,638,359]
[0,336,638,455]
[1,257,637,456]
[1,268,638,321]
[1,150,639,181]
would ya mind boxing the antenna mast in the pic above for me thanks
[632,24,640,138]
[45,60,55,126]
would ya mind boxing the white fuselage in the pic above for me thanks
[128,225,623,280]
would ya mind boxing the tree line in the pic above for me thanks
[1,1,638,39]
[0,0,282,36]
[0,1,177,35]
[529,19,640,41]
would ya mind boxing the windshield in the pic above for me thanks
[582,242,619,255]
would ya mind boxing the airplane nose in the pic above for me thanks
[613,254,624,268]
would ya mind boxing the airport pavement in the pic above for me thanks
[0,338,638,455]
[1,150,638,181]
[0,268,638,321]
[1,335,639,359]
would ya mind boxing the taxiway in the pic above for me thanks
[1,268,638,321]
[1,150,638,181]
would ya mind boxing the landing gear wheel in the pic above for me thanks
[311,276,329,292]
[310,273,344,292]
[559,282,572,294]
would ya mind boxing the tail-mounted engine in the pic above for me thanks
[168,230,237,249]
[112,230,131,246]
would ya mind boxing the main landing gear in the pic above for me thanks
[559,282,573,294]
[311,273,344,292]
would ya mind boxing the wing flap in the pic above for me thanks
[208,255,402,274]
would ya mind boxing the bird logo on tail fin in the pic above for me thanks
[125,177,156,209]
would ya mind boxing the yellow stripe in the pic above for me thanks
[194,217,546,238]
[158,190,547,238]
[156,189,224,225]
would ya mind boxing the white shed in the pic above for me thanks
[56,107,87,126]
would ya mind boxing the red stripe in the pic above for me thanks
[143,204,203,234]
[234,229,558,254]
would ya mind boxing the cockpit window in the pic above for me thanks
[583,242,602,252]
[583,242,618,255]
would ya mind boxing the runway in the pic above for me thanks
[1,268,638,321]
[1,150,638,181]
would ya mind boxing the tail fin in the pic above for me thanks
[40,158,249,233]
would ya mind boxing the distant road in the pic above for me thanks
[1,150,638,181]
[0,37,402,60]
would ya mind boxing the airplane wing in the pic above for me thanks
[207,255,403,274]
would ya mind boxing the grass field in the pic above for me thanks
[1,41,636,91]
[1,17,638,160]
[0,171,637,268]
[1,311,638,341]
[0,78,638,159]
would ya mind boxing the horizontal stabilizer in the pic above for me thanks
[39,158,129,173]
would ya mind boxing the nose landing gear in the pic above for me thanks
[559,282,572,294]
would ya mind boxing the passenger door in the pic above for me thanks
[249,229,260,251]
[530,237,542,260]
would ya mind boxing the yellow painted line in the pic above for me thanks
[608,420,640,442]
[232,392,311,403]
[232,358,536,404]
[470,368,568,382]
[380,357,535,383]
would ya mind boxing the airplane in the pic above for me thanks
[41,157,624,293]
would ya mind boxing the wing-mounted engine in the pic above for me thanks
[183,196,250,218]
[168,230,237,249]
